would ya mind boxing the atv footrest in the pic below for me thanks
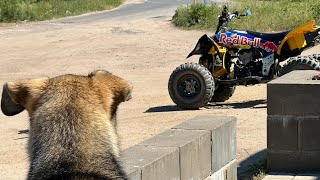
[217,76,270,86]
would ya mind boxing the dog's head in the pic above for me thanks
[1,70,133,118]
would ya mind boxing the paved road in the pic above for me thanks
[58,0,192,23]
[0,0,228,37]
[58,0,226,23]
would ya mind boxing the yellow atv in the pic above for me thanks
[168,6,320,109]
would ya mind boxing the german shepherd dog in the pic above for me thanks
[1,70,132,180]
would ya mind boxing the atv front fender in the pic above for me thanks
[187,34,220,58]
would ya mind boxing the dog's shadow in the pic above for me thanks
[14,129,29,140]
[145,99,267,113]
[18,130,29,134]
[145,105,185,113]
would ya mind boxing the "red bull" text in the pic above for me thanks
[219,33,278,52]
[219,33,261,47]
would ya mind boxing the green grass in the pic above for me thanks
[172,0,320,32]
[239,158,267,180]
[172,3,221,30]
[0,0,122,22]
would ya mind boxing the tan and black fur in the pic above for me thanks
[1,70,132,180]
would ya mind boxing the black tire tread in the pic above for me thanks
[168,62,214,109]
[307,53,320,62]
[278,55,320,76]
[210,85,236,102]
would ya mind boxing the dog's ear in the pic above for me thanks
[1,77,49,116]
[1,84,25,116]
[90,70,133,103]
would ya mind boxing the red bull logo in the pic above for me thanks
[259,41,278,52]
[219,33,278,52]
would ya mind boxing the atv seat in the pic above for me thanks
[246,30,291,44]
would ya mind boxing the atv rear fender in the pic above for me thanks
[277,20,320,56]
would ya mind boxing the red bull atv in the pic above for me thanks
[168,6,320,109]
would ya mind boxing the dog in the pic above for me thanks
[1,70,132,180]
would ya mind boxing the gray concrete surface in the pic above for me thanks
[174,115,237,173]
[263,173,320,180]
[121,145,180,180]
[208,160,237,180]
[267,115,299,151]
[123,166,141,180]
[121,115,237,180]
[267,70,320,172]
[140,129,212,180]
[57,0,228,23]
[268,70,320,116]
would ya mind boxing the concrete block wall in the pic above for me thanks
[267,70,320,172]
[120,115,237,180]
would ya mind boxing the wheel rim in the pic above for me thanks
[177,74,201,99]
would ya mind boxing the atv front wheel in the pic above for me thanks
[210,85,236,102]
[279,55,320,76]
[168,62,214,109]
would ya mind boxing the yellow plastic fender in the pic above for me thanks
[209,46,228,78]
[277,20,319,55]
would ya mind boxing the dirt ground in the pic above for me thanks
[0,1,319,179]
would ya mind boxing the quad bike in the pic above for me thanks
[168,6,320,109]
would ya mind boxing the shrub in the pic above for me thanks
[311,0,320,20]
[0,0,122,22]
[0,0,20,22]
[172,0,320,32]
[172,3,220,29]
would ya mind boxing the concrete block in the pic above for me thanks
[209,159,237,180]
[263,174,294,180]
[140,129,211,180]
[123,165,141,180]
[293,174,320,180]
[173,115,236,131]
[300,117,320,151]
[267,70,320,116]
[268,150,320,172]
[225,159,237,180]
[121,145,180,180]
[267,71,320,172]
[267,115,298,151]
[211,120,235,172]
[173,115,236,173]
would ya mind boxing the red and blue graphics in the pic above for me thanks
[215,31,278,52]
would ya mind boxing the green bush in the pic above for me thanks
[311,0,320,20]
[172,0,320,32]
[0,0,122,22]
[172,3,220,29]
[0,0,20,22]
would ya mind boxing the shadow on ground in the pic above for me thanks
[206,99,267,109]
[18,129,29,134]
[238,149,267,180]
[14,129,29,140]
[145,105,184,113]
[145,99,267,113]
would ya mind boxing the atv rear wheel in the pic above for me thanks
[168,62,214,109]
[279,55,320,76]
[210,85,236,102]
[307,54,320,62]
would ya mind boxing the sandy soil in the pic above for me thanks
[0,4,319,179]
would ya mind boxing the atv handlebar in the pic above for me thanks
[226,8,251,19]
[215,6,251,34]
[229,12,247,19]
